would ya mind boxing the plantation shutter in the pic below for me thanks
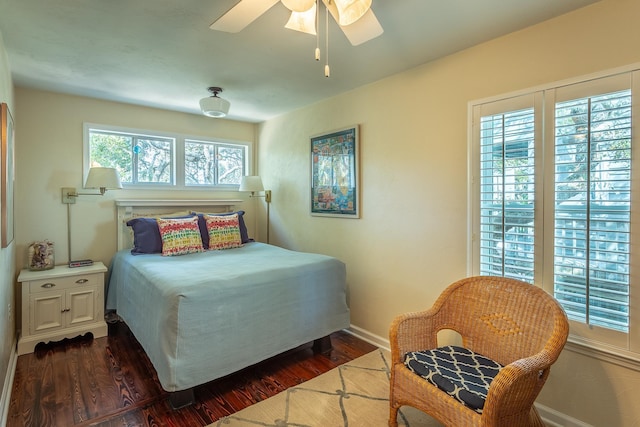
[553,79,632,333]
[478,102,536,283]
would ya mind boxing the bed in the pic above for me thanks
[105,199,351,407]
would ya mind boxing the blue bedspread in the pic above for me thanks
[106,242,350,392]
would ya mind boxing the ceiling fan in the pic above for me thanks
[210,0,383,46]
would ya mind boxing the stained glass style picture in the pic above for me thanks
[311,125,359,218]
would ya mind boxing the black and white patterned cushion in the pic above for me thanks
[404,345,503,413]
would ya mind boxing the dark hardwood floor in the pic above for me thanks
[7,322,378,427]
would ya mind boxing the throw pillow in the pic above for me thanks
[157,216,204,256]
[205,213,243,250]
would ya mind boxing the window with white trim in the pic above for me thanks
[471,70,638,355]
[184,139,246,186]
[84,123,250,189]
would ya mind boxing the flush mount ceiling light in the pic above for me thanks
[199,86,230,118]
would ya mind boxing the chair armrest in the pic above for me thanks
[482,351,555,421]
[389,309,440,365]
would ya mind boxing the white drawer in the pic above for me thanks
[28,273,99,294]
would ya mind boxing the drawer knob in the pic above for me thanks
[61,308,70,313]
[41,283,55,289]
[75,279,89,284]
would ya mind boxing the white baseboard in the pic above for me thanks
[345,324,591,427]
[535,403,593,427]
[0,338,17,426]
[345,324,390,351]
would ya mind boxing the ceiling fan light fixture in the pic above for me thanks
[200,87,230,118]
[333,0,371,26]
[285,3,317,35]
[281,0,315,12]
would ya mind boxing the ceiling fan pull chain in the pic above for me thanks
[325,1,330,77]
[315,0,321,61]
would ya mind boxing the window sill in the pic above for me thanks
[565,335,640,372]
[115,198,243,208]
[120,184,240,191]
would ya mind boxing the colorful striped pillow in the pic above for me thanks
[157,216,204,256]
[205,213,243,250]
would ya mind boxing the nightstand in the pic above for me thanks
[17,262,108,355]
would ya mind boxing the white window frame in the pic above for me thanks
[469,63,640,370]
[83,123,253,190]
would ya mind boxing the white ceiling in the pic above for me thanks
[0,0,599,123]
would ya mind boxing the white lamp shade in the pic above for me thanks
[239,176,265,192]
[285,3,317,35]
[281,0,314,12]
[85,167,123,189]
[200,95,231,118]
[334,0,371,26]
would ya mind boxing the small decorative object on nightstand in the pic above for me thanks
[27,240,55,271]
[17,262,108,355]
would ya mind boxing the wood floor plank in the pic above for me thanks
[8,322,378,427]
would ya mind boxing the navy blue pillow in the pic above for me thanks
[127,215,194,254]
[195,211,250,249]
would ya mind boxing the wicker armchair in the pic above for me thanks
[389,276,569,427]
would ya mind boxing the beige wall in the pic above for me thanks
[14,88,259,272]
[0,29,16,409]
[258,0,640,425]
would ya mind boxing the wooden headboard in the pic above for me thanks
[115,199,242,251]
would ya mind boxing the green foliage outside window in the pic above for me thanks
[88,128,247,186]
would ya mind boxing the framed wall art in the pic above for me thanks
[1,102,15,248]
[310,125,360,218]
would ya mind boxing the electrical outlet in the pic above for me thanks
[7,303,11,321]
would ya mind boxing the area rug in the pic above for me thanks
[208,349,442,426]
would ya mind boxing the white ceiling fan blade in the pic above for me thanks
[210,0,280,33]
[340,9,383,46]
[322,1,383,46]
